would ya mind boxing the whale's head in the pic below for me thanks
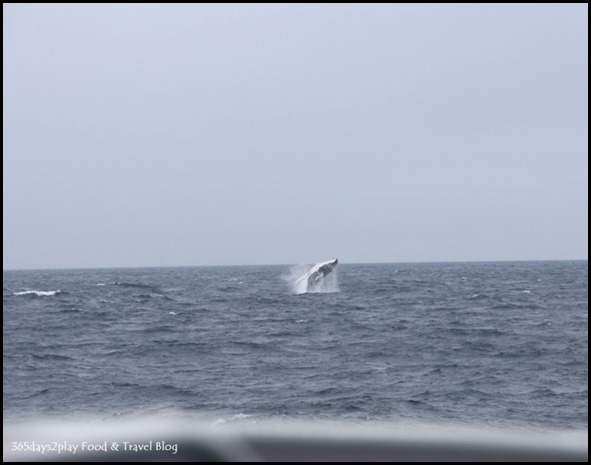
[319,258,338,275]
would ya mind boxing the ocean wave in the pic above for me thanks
[111,282,161,292]
[449,327,503,336]
[21,388,50,400]
[59,308,81,313]
[141,325,178,334]
[230,340,273,349]
[31,354,74,361]
[13,290,61,297]
[116,282,155,289]
[107,381,195,397]
[109,381,142,388]
[3,261,587,429]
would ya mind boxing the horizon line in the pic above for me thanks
[3,258,588,272]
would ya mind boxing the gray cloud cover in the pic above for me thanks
[3,4,588,269]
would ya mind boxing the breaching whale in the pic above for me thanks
[296,258,338,292]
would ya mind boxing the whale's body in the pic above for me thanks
[295,258,338,292]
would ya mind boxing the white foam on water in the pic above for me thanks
[13,290,61,296]
[308,270,339,294]
[283,265,310,295]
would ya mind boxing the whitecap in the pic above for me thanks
[13,290,61,297]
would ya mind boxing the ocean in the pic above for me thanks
[3,261,588,430]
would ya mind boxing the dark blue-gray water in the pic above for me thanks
[3,261,588,429]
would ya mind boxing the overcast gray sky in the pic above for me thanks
[3,4,588,269]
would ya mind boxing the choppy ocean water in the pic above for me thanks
[3,261,588,429]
